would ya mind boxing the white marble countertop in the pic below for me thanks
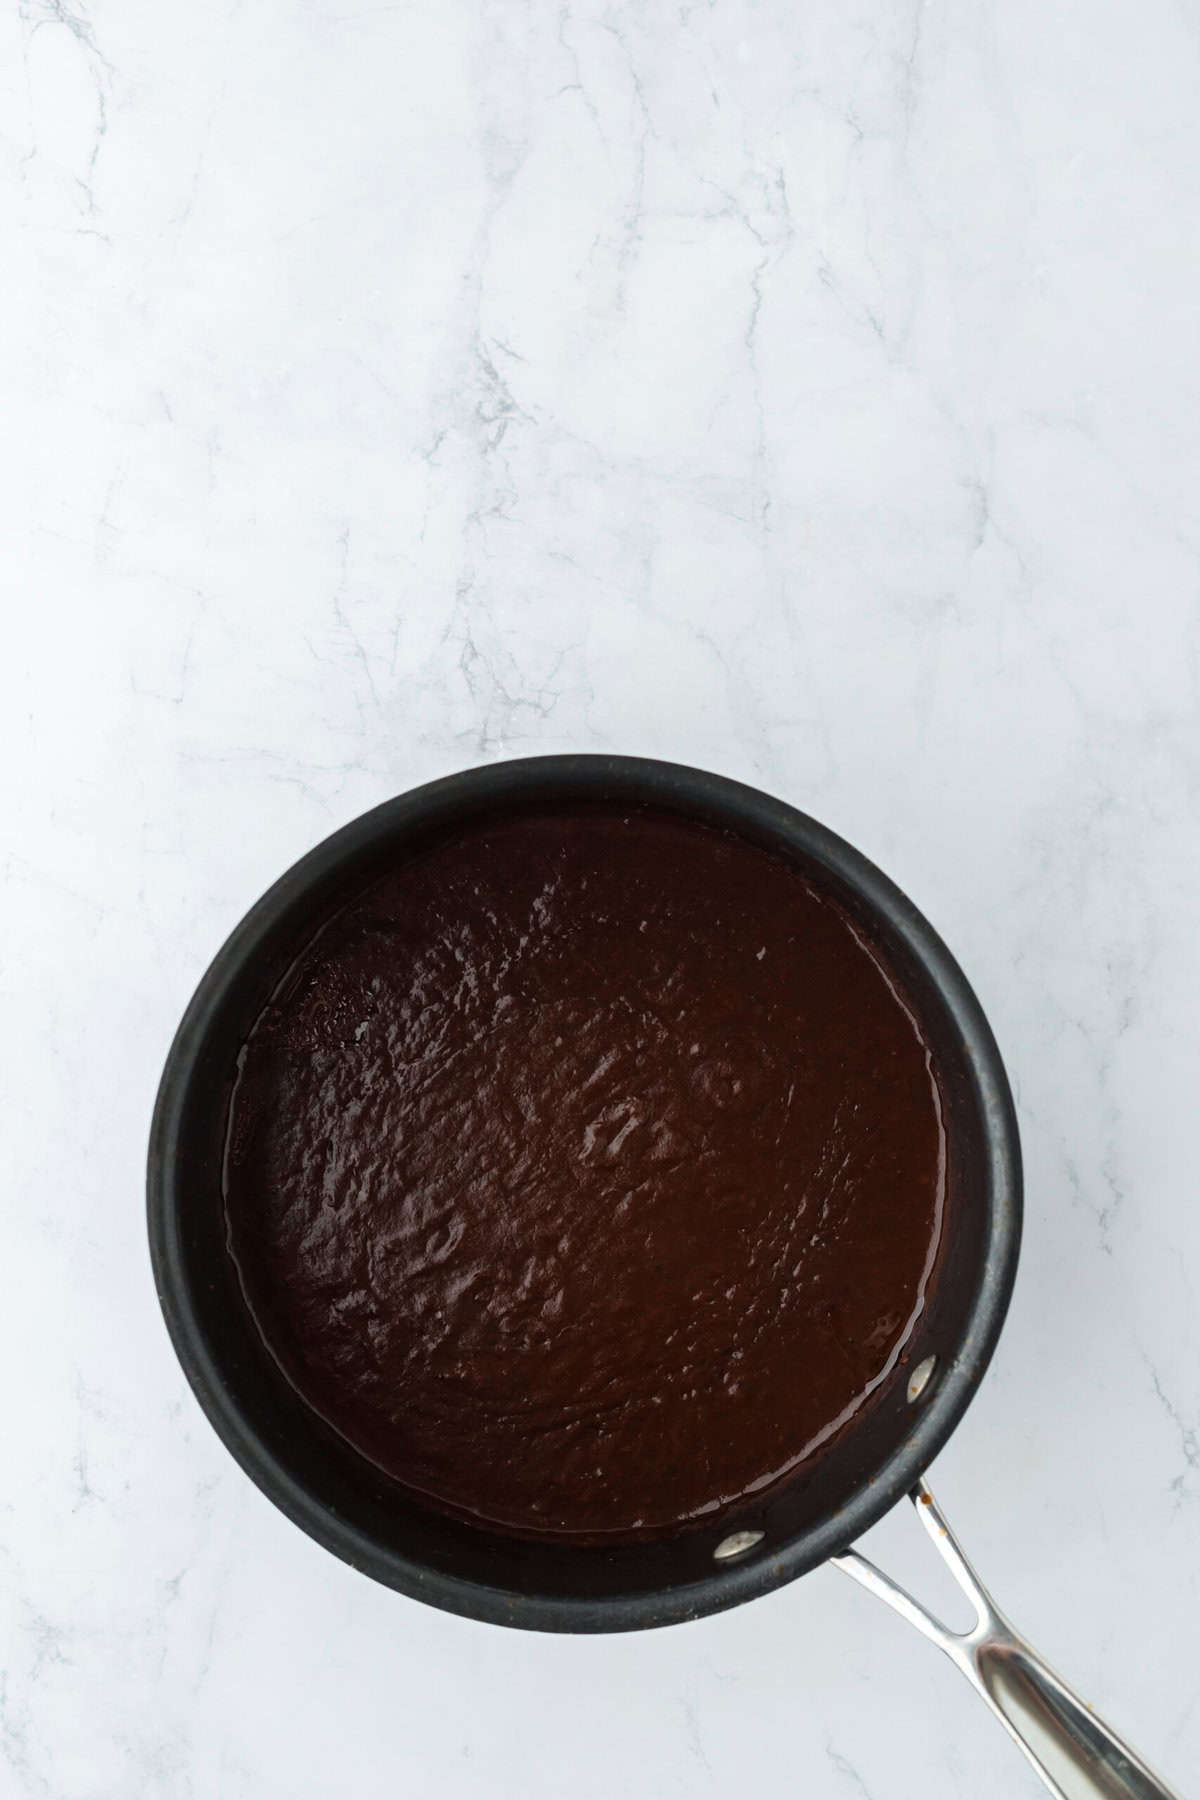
[5,0,1200,1794]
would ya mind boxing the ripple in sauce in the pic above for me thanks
[223,809,946,1539]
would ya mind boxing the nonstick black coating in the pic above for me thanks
[147,756,1021,1631]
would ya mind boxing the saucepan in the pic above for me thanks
[147,755,1181,1800]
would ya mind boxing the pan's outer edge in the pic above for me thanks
[147,754,1023,1632]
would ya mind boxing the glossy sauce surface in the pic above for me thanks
[223,809,946,1538]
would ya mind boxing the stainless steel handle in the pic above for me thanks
[833,1483,1183,1800]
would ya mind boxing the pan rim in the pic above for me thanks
[147,754,1022,1632]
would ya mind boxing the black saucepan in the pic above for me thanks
[148,757,1178,1800]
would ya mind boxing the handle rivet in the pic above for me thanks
[713,1530,764,1561]
[907,1354,938,1403]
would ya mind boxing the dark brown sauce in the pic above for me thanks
[223,809,945,1539]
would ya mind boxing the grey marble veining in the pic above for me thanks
[2,0,1199,1794]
